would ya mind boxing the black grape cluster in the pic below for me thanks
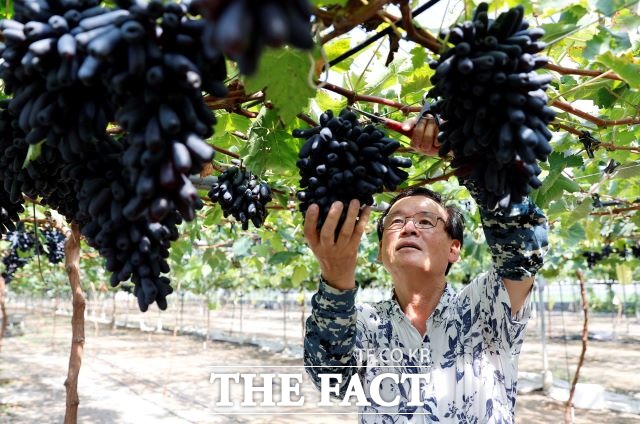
[74,136,179,312]
[209,166,272,230]
[428,3,555,210]
[208,167,273,230]
[581,244,616,269]
[581,251,602,269]
[0,0,116,163]
[1,225,34,283]
[0,0,118,223]
[293,109,412,228]
[0,0,227,225]
[192,0,314,74]
[0,97,81,222]
[96,0,227,223]
[42,228,65,264]
[0,100,27,236]
[632,243,640,259]
[0,0,230,311]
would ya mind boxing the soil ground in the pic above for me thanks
[0,300,639,423]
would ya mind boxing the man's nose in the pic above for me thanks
[399,218,418,235]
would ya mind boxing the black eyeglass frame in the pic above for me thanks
[382,211,446,232]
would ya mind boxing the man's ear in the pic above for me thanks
[449,239,461,263]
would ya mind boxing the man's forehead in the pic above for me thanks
[388,196,445,215]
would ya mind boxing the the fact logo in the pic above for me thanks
[209,372,431,407]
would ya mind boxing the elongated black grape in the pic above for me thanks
[294,109,412,231]
[208,167,273,230]
[428,2,555,210]
[192,0,314,74]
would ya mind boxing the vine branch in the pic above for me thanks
[406,168,459,189]
[590,204,640,216]
[552,100,640,127]
[554,123,640,154]
[546,63,623,81]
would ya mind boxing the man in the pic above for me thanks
[303,116,549,423]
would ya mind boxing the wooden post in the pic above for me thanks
[0,275,7,351]
[63,223,84,424]
[564,270,589,424]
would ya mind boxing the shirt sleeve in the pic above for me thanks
[460,177,549,280]
[303,277,360,396]
[479,199,549,281]
[471,270,532,355]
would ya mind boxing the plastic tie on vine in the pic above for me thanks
[579,131,600,159]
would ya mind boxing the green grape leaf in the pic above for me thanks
[593,0,627,16]
[596,52,640,88]
[203,207,223,227]
[269,251,301,265]
[232,237,253,257]
[615,162,640,179]
[244,107,300,176]
[245,48,316,123]
[569,198,592,222]
[292,264,308,285]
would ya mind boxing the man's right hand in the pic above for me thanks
[303,199,371,291]
[401,115,440,156]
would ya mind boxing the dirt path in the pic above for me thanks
[1,312,639,423]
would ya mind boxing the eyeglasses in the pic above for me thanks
[382,211,445,232]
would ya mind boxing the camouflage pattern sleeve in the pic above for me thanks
[303,276,359,396]
[461,178,549,280]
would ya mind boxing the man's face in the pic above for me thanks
[378,196,460,276]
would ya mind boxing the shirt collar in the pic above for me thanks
[389,283,455,323]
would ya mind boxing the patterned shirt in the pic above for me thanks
[304,270,532,423]
[304,196,548,423]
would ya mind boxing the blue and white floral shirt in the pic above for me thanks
[304,197,548,423]
[304,269,533,423]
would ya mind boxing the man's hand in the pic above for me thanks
[304,200,371,291]
[401,115,439,156]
